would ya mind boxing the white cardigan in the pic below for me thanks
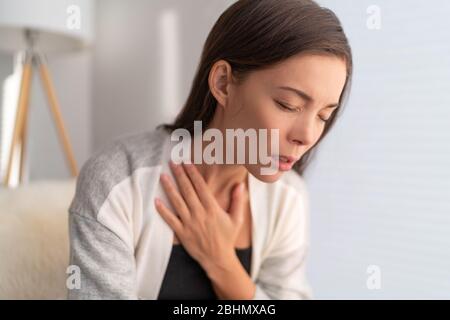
[67,127,313,299]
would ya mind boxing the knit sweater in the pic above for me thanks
[67,127,313,299]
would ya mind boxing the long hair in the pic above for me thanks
[158,0,353,176]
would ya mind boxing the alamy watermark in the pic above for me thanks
[170,121,281,175]
[366,5,382,30]
[66,5,81,30]
[66,265,81,290]
[366,264,382,290]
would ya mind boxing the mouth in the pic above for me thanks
[272,155,299,171]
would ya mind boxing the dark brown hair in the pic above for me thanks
[158,0,353,176]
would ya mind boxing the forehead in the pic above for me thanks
[247,53,348,103]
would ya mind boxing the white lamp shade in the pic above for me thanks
[0,0,95,53]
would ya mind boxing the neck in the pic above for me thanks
[188,116,248,201]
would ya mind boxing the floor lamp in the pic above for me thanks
[0,0,94,187]
[3,30,79,186]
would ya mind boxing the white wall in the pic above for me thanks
[305,0,450,298]
[92,0,235,151]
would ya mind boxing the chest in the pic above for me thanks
[172,197,252,249]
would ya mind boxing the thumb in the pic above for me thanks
[228,182,246,227]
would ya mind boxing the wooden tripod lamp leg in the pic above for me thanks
[3,59,33,187]
[38,58,78,177]
[19,89,30,184]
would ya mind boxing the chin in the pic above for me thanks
[245,164,285,183]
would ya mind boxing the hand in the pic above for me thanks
[154,160,247,273]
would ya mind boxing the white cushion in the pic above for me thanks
[0,179,76,299]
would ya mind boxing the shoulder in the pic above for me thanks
[273,170,310,211]
[279,170,310,221]
[278,170,309,197]
[266,171,311,246]
[69,127,169,219]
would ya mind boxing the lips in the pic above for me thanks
[272,155,299,171]
[278,156,291,165]
[278,155,299,164]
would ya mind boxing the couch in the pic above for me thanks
[0,179,76,299]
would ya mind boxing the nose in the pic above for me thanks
[289,123,315,148]
[290,138,303,146]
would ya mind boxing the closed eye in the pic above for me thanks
[275,100,330,123]
[275,100,297,112]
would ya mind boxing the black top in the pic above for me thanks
[157,244,252,300]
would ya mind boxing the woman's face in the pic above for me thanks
[210,53,347,183]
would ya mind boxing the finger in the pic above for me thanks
[154,197,184,235]
[169,160,203,213]
[228,183,246,227]
[160,173,191,222]
[182,162,216,208]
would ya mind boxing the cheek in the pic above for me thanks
[248,100,289,129]
[228,96,261,127]
[231,95,294,138]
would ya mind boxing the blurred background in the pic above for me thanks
[0,0,449,299]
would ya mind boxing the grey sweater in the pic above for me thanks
[67,127,313,299]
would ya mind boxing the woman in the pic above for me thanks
[67,0,352,300]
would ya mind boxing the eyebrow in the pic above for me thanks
[277,86,339,109]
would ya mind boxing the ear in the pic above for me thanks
[208,60,236,109]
